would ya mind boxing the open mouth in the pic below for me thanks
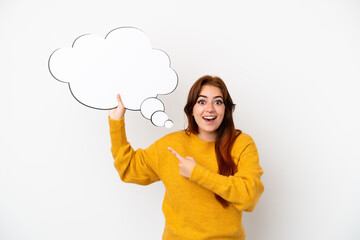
[202,116,217,123]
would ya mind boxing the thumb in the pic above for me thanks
[116,94,125,107]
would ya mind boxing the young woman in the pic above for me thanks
[108,75,264,240]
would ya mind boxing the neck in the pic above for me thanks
[197,131,217,142]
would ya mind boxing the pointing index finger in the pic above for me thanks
[168,147,183,161]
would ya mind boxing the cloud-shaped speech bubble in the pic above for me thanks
[48,27,178,128]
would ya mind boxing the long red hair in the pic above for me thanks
[184,75,241,208]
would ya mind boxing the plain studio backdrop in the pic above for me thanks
[1,0,359,239]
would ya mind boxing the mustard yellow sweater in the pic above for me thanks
[109,117,264,240]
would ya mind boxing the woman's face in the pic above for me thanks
[193,85,225,141]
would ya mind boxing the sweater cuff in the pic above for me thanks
[189,164,224,196]
[189,164,208,183]
[108,116,128,145]
[108,116,125,130]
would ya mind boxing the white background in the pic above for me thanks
[1,0,360,239]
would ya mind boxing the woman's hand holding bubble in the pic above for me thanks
[168,147,197,178]
[109,94,126,120]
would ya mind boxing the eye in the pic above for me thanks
[215,100,223,105]
[197,99,206,105]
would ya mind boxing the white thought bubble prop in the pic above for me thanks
[48,27,178,127]
[151,111,169,127]
[140,97,164,119]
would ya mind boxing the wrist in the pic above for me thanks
[109,115,124,121]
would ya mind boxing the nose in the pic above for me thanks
[206,102,215,113]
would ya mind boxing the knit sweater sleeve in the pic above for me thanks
[109,116,160,185]
[189,134,264,212]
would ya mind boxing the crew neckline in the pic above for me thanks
[190,132,216,144]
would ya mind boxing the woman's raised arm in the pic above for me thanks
[108,94,160,185]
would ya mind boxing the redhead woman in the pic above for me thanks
[108,75,264,240]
